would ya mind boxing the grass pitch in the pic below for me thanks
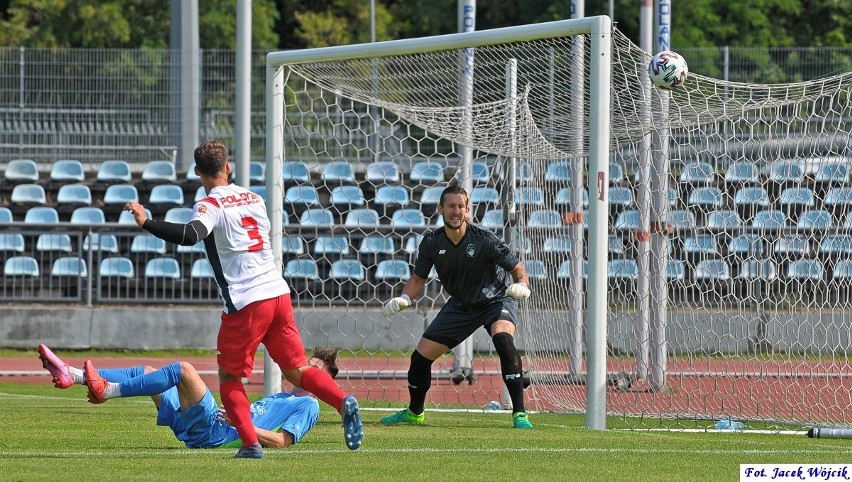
[1,382,850,481]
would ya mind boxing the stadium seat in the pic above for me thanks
[391,208,426,228]
[556,259,588,280]
[96,160,132,183]
[723,161,759,188]
[130,234,168,255]
[687,187,724,212]
[24,207,59,224]
[374,185,410,207]
[417,184,446,217]
[814,162,849,187]
[56,183,93,206]
[82,233,119,254]
[10,183,47,205]
[0,207,12,223]
[470,186,500,206]
[515,187,545,207]
[284,185,320,206]
[409,161,445,185]
[684,234,719,257]
[329,185,366,208]
[103,184,139,205]
[679,162,715,186]
[164,207,194,224]
[554,187,589,209]
[4,159,39,183]
[515,235,533,254]
[778,187,815,213]
[35,233,73,253]
[528,209,562,227]
[4,256,39,277]
[818,235,852,259]
[796,209,833,230]
[823,187,852,213]
[50,160,85,183]
[118,208,151,225]
[283,258,321,294]
[768,159,805,185]
[189,258,215,279]
[525,259,548,280]
[831,259,852,281]
[321,161,356,184]
[375,259,411,282]
[705,210,742,231]
[727,233,764,258]
[313,235,351,258]
[365,161,401,184]
[751,209,788,230]
[358,234,395,258]
[281,235,306,257]
[694,259,731,282]
[51,256,88,278]
[249,185,267,201]
[667,259,686,280]
[609,186,635,211]
[184,162,201,183]
[614,210,640,231]
[543,236,573,254]
[194,185,207,202]
[786,258,824,282]
[99,256,135,278]
[609,162,626,184]
[545,161,572,184]
[141,160,177,183]
[772,235,811,259]
[480,209,503,229]
[343,208,380,227]
[299,208,334,227]
[453,160,490,186]
[329,258,367,282]
[282,160,311,184]
[668,209,697,231]
[71,206,106,224]
[148,184,185,206]
[498,160,534,183]
[608,235,626,256]
[738,259,777,282]
[250,161,266,184]
[0,233,25,253]
[145,257,181,279]
[733,186,770,211]
[608,258,639,295]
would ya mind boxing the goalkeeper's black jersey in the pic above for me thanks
[413,223,519,309]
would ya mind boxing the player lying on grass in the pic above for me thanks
[38,344,340,450]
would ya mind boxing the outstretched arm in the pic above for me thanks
[382,274,427,317]
[123,201,209,246]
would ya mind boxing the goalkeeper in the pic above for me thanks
[38,344,339,450]
[380,184,533,429]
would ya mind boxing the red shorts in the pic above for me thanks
[217,293,308,378]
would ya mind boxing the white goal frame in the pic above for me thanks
[265,16,613,429]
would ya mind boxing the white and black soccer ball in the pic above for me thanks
[648,50,689,90]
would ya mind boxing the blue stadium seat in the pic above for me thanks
[751,209,788,230]
[24,207,59,224]
[786,258,824,282]
[344,208,380,227]
[358,234,395,257]
[190,258,215,279]
[818,235,852,258]
[823,187,852,212]
[365,161,401,184]
[313,235,351,257]
[609,186,635,210]
[330,185,366,208]
[528,209,562,227]
[679,162,715,186]
[282,160,311,184]
[50,160,85,183]
[194,185,207,202]
[284,185,320,206]
[0,233,25,253]
[11,183,47,205]
[609,162,625,184]
[768,159,805,184]
[684,234,719,257]
[470,186,500,206]
[148,184,185,206]
[417,184,446,217]
[145,257,181,279]
[321,161,356,184]
[409,161,444,185]
[36,233,73,253]
[56,183,93,206]
[185,162,201,183]
[694,259,731,282]
[545,161,572,184]
[608,258,638,281]
[250,161,266,184]
[796,209,833,230]
[498,160,533,183]
[329,258,367,282]
[778,187,815,211]
[83,233,119,254]
[176,241,205,255]
[614,210,640,231]
[249,185,267,201]
[814,162,849,186]
[667,259,686,280]
[525,259,548,280]
[543,236,572,254]
[668,209,697,231]
[724,161,759,187]
[705,210,742,231]
[70,206,106,224]
[554,187,589,208]
[374,185,410,207]
[375,259,411,282]
[733,186,770,209]
[164,207,194,224]
[0,207,12,223]
[4,159,39,182]
[51,256,88,278]
[772,235,811,259]
[284,258,320,281]
[738,259,777,282]
[515,187,545,207]
[608,235,625,256]
[391,208,426,228]
[96,160,132,183]
[480,209,503,229]
[299,208,334,227]
[727,233,764,258]
[687,187,724,211]
[4,256,39,277]
[103,184,139,204]
[99,257,135,278]
[556,259,588,280]
[453,160,490,186]
[130,234,167,255]
[281,235,306,257]
[832,259,852,281]
[141,161,177,183]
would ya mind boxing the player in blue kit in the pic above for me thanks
[380,184,534,429]
[38,343,340,449]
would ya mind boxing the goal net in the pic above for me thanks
[266,17,852,430]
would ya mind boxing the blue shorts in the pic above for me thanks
[423,296,519,348]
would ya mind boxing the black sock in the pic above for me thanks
[407,350,433,415]
[492,332,525,413]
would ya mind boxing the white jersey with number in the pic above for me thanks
[192,183,289,313]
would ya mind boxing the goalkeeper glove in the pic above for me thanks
[506,283,531,300]
[382,294,411,317]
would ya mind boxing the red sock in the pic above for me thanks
[220,380,258,446]
[300,367,346,412]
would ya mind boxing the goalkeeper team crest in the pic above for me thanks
[466,244,475,257]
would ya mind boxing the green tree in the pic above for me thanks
[277,0,397,49]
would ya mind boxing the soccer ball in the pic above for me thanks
[648,50,688,90]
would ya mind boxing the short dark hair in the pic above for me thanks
[312,347,340,379]
[193,139,229,178]
[439,184,469,207]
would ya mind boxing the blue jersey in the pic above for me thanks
[156,388,320,449]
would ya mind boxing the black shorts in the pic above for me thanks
[422,296,519,348]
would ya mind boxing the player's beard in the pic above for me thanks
[445,216,465,230]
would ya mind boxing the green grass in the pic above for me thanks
[1,383,851,481]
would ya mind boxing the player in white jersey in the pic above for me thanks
[123,139,362,458]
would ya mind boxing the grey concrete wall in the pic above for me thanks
[3,304,851,355]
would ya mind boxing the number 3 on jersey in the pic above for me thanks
[241,216,264,252]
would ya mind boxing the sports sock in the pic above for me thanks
[68,366,85,385]
[97,366,147,383]
[299,366,345,412]
[407,350,433,415]
[117,362,182,398]
[220,379,259,447]
[492,332,526,413]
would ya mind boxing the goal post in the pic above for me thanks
[265,16,614,430]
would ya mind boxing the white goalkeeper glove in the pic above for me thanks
[382,294,411,317]
[506,283,531,300]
